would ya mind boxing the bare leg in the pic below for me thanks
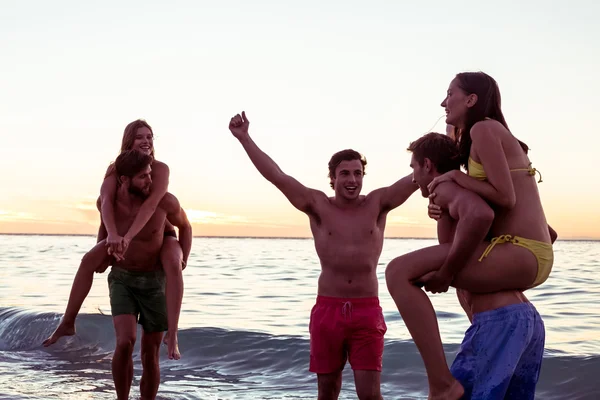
[140,329,163,400]
[385,242,537,399]
[43,240,111,346]
[354,370,382,400]
[317,371,342,400]
[112,314,137,400]
[160,237,184,360]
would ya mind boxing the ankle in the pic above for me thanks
[430,375,456,393]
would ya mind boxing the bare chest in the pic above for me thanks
[114,204,167,241]
[310,204,385,244]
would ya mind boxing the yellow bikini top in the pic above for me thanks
[468,157,543,183]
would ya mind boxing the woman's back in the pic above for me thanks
[469,123,550,243]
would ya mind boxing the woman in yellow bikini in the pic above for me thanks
[385,71,554,399]
[43,119,189,361]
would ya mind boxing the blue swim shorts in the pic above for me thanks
[450,302,545,400]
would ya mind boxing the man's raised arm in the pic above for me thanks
[372,173,418,212]
[229,111,321,213]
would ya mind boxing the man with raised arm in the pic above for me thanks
[228,111,418,400]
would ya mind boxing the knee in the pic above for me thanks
[161,244,183,274]
[385,257,406,286]
[115,334,136,353]
[81,249,106,271]
[141,346,160,368]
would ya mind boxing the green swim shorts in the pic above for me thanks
[107,266,167,333]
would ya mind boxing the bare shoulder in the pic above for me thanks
[313,189,329,203]
[363,191,383,208]
[158,192,180,213]
[365,187,384,202]
[104,163,115,176]
[434,181,476,208]
[151,159,170,173]
[470,119,509,143]
[310,189,332,210]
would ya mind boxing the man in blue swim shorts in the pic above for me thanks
[416,132,555,399]
[450,290,546,399]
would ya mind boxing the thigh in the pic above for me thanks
[469,317,533,399]
[113,314,138,343]
[387,242,537,293]
[160,237,183,273]
[505,313,545,400]
[386,244,451,288]
[108,272,138,317]
[452,242,537,292]
[137,281,168,333]
[450,324,480,399]
[81,240,112,272]
[347,306,386,372]
[309,304,346,374]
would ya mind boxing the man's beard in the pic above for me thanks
[128,185,149,199]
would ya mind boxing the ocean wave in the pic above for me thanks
[0,307,599,399]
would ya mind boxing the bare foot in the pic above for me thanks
[42,319,76,347]
[428,380,464,400]
[166,331,181,360]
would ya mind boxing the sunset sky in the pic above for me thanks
[1,0,599,239]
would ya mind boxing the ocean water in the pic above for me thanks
[0,235,599,399]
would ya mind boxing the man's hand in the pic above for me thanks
[422,269,453,294]
[106,234,125,261]
[428,193,443,220]
[229,111,250,139]
[121,235,132,255]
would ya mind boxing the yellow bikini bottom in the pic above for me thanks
[478,234,554,288]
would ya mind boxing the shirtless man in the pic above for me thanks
[104,149,191,400]
[228,112,418,400]
[407,132,548,399]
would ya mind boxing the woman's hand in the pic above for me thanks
[427,170,457,193]
[427,193,443,220]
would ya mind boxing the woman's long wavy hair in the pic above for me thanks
[453,72,528,169]
[105,119,154,178]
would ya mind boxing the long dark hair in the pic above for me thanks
[454,72,528,169]
[105,119,155,178]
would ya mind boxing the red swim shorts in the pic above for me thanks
[309,295,387,374]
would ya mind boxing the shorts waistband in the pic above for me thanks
[316,295,380,306]
[472,302,537,324]
[110,266,164,278]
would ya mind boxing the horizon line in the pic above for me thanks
[0,233,598,242]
